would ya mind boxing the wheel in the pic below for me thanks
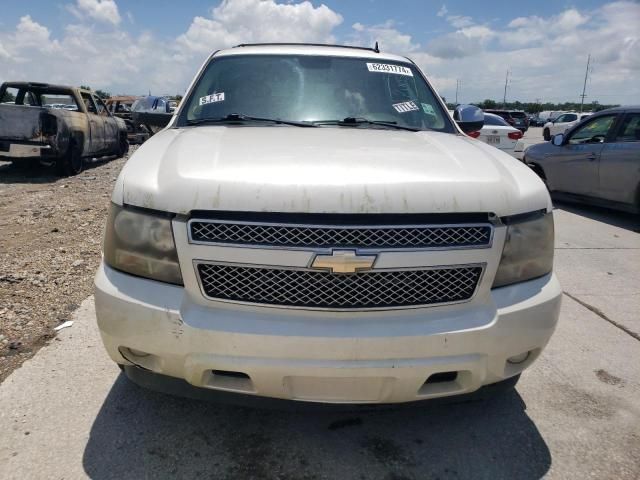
[530,164,549,190]
[543,128,551,141]
[56,142,83,176]
[117,135,129,158]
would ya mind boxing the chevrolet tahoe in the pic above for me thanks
[94,43,562,404]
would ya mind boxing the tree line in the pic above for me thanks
[447,98,619,114]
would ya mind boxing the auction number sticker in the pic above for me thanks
[366,63,413,76]
[393,101,419,113]
[199,92,225,106]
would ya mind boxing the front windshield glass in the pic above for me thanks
[178,54,453,132]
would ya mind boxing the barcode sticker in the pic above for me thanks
[366,63,413,76]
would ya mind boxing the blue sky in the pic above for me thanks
[0,1,611,39]
[0,1,638,104]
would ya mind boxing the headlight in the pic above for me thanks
[492,212,554,288]
[103,203,183,285]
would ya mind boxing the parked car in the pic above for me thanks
[538,111,566,124]
[0,82,128,175]
[528,115,546,127]
[95,43,561,405]
[131,96,176,134]
[483,109,529,133]
[543,112,591,140]
[468,113,523,156]
[525,106,640,213]
[105,96,150,145]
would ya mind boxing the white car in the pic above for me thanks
[469,113,523,156]
[543,112,591,140]
[95,43,561,405]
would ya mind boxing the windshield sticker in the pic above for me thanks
[366,63,413,77]
[199,92,225,106]
[393,101,419,113]
[421,103,435,115]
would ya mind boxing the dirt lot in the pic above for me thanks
[0,151,133,382]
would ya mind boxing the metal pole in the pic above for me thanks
[502,70,510,108]
[579,54,591,113]
[455,79,460,104]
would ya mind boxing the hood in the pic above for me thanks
[115,126,550,217]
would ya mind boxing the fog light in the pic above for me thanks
[507,351,530,364]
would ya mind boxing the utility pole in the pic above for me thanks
[502,69,510,108]
[579,54,591,113]
[455,79,461,105]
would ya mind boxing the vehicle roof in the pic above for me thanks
[214,43,412,63]
[2,81,90,93]
[107,95,139,103]
[593,105,640,114]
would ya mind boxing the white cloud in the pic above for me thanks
[176,0,342,55]
[71,0,121,26]
[423,1,640,103]
[350,20,419,52]
[436,5,448,17]
[446,15,473,28]
[0,1,637,105]
[15,15,51,47]
[0,42,10,60]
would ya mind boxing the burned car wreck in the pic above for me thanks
[105,96,150,145]
[131,95,177,134]
[0,82,128,175]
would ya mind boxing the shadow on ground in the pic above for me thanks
[0,156,117,184]
[82,374,551,480]
[553,199,640,232]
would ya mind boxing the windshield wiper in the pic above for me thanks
[312,117,421,132]
[185,113,317,128]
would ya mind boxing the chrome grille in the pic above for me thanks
[196,263,483,309]
[189,221,492,249]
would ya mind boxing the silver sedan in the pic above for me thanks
[524,106,640,213]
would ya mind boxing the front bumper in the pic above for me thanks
[95,263,562,404]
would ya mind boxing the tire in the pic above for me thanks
[543,128,551,141]
[56,142,83,176]
[530,164,549,190]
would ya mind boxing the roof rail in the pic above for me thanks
[234,42,381,53]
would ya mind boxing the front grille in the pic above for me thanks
[189,221,492,249]
[196,263,483,309]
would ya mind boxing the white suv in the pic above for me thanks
[543,112,591,140]
[95,44,561,404]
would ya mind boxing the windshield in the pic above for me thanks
[509,111,527,119]
[178,54,453,132]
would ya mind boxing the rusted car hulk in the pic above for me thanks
[105,96,150,145]
[0,82,128,176]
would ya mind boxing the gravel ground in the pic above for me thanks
[0,149,134,382]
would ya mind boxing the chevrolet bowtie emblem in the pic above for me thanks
[311,250,377,274]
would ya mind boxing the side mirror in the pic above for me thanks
[454,104,484,133]
[552,134,564,146]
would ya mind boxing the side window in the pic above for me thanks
[94,96,109,116]
[615,113,640,142]
[555,114,567,123]
[1,87,20,104]
[565,114,578,122]
[81,93,97,113]
[155,98,166,112]
[568,115,617,145]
